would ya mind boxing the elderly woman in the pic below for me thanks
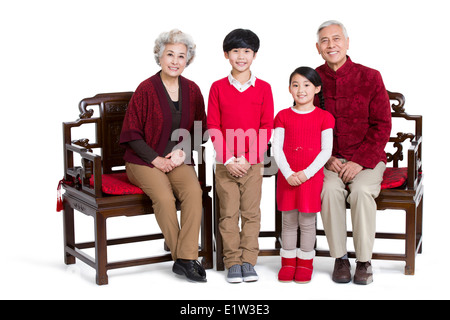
[120,29,208,282]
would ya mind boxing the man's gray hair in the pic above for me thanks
[317,20,349,42]
[154,29,196,66]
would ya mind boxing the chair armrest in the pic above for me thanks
[407,135,422,190]
[64,143,102,197]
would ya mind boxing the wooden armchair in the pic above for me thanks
[59,92,213,285]
[315,91,424,275]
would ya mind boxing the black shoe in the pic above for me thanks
[172,259,207,282]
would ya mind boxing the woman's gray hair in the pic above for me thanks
[154,29,196,66]
[317,20,349,42]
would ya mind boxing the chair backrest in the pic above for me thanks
[77,92,134,174]
[386,91,423,189]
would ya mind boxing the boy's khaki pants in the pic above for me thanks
[320,161,386,262]
[126,162,203,261]
[215,163,263,269]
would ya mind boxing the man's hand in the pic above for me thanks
[325,156,344,173]
[338,161,363,183]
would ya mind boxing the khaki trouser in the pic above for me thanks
[215,163,263,269]
[320,161,386,262]
[126,163,203,261]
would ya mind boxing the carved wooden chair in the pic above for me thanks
[315,91,424,275]
[58,92,213,285]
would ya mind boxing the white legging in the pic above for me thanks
[282,210,316,252]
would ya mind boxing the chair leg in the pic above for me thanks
[404,203,416,275]
[63,201,76,265]
[213,179,225,271]
[417,196,424,254]
[95,212,109,285]
[201,195,214,269]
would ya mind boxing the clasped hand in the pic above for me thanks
[325,156,363,183]
[287,171,308,186]
[226,157,251,178]
[152,150,186,173]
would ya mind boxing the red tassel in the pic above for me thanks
[57,179,64,212]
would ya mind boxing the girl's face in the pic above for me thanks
[159,43,188,79]
[289,74,321,108]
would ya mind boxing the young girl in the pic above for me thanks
[273,67,335,283]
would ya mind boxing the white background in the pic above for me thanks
[1,0,449,300]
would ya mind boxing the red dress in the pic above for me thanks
[274,107,335,213]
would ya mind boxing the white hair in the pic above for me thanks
[317,20,349,42]
[153,29,196,66]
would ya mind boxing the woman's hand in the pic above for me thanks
[152,156,176,173]
[167,149,186,167]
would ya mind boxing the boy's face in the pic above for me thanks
[224,48,257,74]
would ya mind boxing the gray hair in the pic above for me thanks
[154,29,196,66]
[317,20,349,42]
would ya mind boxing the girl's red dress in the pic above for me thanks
[274,107,335,213]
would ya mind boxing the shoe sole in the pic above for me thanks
[354,275,373,285]
[332,276,351,284]
[226,277,243,283]
[243,276,258,282]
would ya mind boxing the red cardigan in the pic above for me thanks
[315,57,392,169]
[207,77,274,164]
[120,72,207,167]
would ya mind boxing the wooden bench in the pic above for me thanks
[213,91,423,275]
[59,92,213,285]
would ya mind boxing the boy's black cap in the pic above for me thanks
[223,28,260,53]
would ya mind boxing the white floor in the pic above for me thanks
[3,212,447,301]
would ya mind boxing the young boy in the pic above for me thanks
[207,29,274,283]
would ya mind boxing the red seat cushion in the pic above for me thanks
[90,167,407,196]
[90,172,145,195]
[381,167,407,190]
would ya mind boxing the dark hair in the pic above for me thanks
[223,29,260,53]
[289,66,325,109]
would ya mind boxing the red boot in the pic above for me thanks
[295,250,315,283]
[278,249,297,282]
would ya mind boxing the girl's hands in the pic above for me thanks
[287,171,308,186]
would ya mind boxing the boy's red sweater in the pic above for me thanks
[207,77,274,164]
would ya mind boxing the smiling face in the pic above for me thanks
[289,73,321,110]
[159,43,188,79]
[224,48,256,78]
[316,24,350,71]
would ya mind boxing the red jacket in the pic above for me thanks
[120,72,207,167]
[315,57,392,169]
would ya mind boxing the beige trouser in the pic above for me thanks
[126,163,203,261]
[320,161,386,262]
[215,163,263,269]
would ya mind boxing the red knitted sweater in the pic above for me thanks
[207,77,274,164]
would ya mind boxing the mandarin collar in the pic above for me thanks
[324,56,354,77]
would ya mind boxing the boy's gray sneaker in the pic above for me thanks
[242,262,259,282]
[226,264,243,283]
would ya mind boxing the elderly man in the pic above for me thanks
[315,20,392,285]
